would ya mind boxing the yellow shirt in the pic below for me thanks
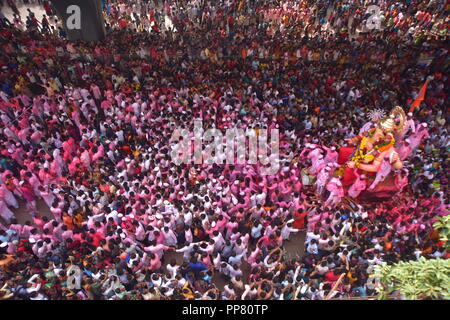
[347,272,358,285]
[182,282,194,300]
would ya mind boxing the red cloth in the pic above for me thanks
[119,18,128,29]
[293,211,308,229]
[325,271,341,283]
[338,146,354,165]
[339,147,360,186]
[343,166,357,186]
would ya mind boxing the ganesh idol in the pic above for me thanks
[338,106,408,199]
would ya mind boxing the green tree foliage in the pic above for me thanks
[433,215,450,250]
[372,257,450,300]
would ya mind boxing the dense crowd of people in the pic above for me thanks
[0,0,448,300]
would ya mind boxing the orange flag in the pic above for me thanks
[409,80,428,113]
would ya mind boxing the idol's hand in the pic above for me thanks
[347,161,355,169]
[392,152,399,163]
